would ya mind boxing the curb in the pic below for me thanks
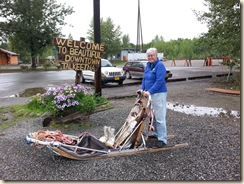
[167,78,186,82]
[115,72,232,87]
[188,75,212,80]
[167,73,231,82]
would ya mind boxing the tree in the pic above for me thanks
[87,17,122,59]
[121,34,130,48]
[0,0,74,68]
[195,0,240,64]
[179,39,194,61]
[0,41,8,49]
[162,41,178,60]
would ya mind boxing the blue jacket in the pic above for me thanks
[141,59,167,94]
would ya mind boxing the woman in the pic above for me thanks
[137,48,168,148]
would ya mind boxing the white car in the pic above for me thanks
[80,59,126,85]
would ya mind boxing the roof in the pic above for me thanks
[0,48,19,56]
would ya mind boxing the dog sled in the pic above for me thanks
[25,93,188,160]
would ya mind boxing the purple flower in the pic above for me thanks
[42,83,94,112]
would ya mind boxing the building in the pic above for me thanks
[111,48,163,61]
[119,48,137,61]
[0,48,19,65]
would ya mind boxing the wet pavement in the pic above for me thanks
[0,59,232,98]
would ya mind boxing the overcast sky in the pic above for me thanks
[59,0,210,44]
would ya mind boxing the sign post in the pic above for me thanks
[94,0,101,95]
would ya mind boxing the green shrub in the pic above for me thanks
[27,84,107,117]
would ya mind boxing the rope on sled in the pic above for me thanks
[30,130,76,147]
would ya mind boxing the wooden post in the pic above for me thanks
[170,59,176,66]
[74,37,86,86]
[75,70,81,86]
[184,58,188,66]
[94,0,102,96]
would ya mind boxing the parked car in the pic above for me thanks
[123,60,173,80]
[80,59,126,85]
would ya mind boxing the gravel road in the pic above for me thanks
[0,78,240,181]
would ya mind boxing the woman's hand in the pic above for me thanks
[136,89,143,94]
[143,91,150,97]
[136,90,150,97]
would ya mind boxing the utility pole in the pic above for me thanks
[94,0,102,96]
[136,0,143,53]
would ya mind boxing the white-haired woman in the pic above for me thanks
[137,48,168,148]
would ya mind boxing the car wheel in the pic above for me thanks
[125,71,132,79]
[101,81,106,87]
[118,81,123,85]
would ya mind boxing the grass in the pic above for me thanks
[0,100,113,133]
[0,104,37,133]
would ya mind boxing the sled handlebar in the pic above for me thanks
[136,90,151,102]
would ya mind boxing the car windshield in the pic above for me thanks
[101,60,113,67]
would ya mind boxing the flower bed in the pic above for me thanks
[28,84,107,117]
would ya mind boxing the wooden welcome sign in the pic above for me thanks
[53,37,107,72]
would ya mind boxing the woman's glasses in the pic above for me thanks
[147,54,155,58]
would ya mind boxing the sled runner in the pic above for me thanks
[25,93,188,160]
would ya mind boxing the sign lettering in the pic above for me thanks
[53,37,107,71]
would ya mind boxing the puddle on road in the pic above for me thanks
[15,87,46,97]
[167,102,240,119]
[9,85,57,98]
